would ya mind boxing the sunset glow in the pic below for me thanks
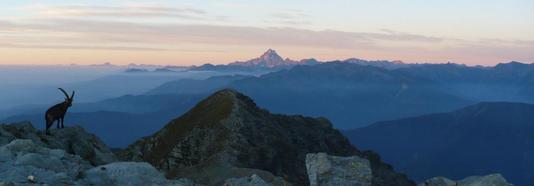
[0,0,533,65]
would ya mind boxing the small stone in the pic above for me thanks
[27,175,36,183]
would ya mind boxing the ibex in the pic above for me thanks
[45,88,75,135]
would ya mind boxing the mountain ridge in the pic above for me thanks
[119,89,414,186]
[345,101,534,186]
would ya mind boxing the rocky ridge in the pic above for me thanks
[0,122,116,166]
[119,89,414,186]
[0,123,198,186]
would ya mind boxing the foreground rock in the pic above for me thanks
[306,153,372,186]
[0,139,91,185]
[419,174,513,186]
[223,174,272,186]
[120,89,414,186]
[78,162,197,186]
[0,122,116,165]
[0,139,199,186]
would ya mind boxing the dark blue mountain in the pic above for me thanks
[394,62,534,102]
[72,94,205,113]
[146,75,250,95]
[230,62,473,128]
[344,102,534,186]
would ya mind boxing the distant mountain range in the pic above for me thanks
[344,102,534,186]
[230,62,473,128]
[5,60,534,133]
[146,75,250,95]
[174,60,534,129]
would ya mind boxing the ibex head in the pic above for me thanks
[58,88,75,107]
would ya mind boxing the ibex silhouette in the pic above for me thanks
[45,88,75,135]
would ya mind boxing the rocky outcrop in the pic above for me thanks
[0,139,91,185]
[78,162,198,186]
[223,174,271,186]
[306,153,372,186]
[0,139,199,186]
[119,89,414,186]
[419,174,513,186]
[0,122,116,165]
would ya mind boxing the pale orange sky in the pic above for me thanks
[0,0,533,66]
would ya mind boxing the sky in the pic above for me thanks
[0,0,532,66]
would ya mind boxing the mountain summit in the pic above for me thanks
[229,49,302,68]
[259,49,284,63]
[119,89,414,185]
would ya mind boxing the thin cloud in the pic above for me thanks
[0,42,167,51]
[0,17,532,65]
[27,4,207,19]
[268,11,312,25]
[0,18,443,48]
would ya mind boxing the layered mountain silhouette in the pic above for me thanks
[395,62,534,102]
[146,75,250,95]
[230,62,473,128]
[118,89,414,186]
[4,60,534,146]
[345,102,534,186]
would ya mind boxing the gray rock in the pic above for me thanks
[0,122,117,165]
[44,126,117,165]
[0,182,15,186]
[306,152,372,186]
[419,174,513,186]
[0,124,201,186]
[457,174,513,186]
[78,162,192,186]
[417,177,456,186]
[0,139,91,185]
[223,174,271,186]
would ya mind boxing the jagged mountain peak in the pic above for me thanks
[259,48,282,60]
[229,49,299,68]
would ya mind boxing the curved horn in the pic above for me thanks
[58,88,70,99]
[70,91,75,99]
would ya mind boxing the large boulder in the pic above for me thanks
[417,177,456,186]
[419,174,513,186]
[0,122,116,165]
[0,139,92,185]
[223,174,271,186]
[306,153,372,186]
[77,162,196,186]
